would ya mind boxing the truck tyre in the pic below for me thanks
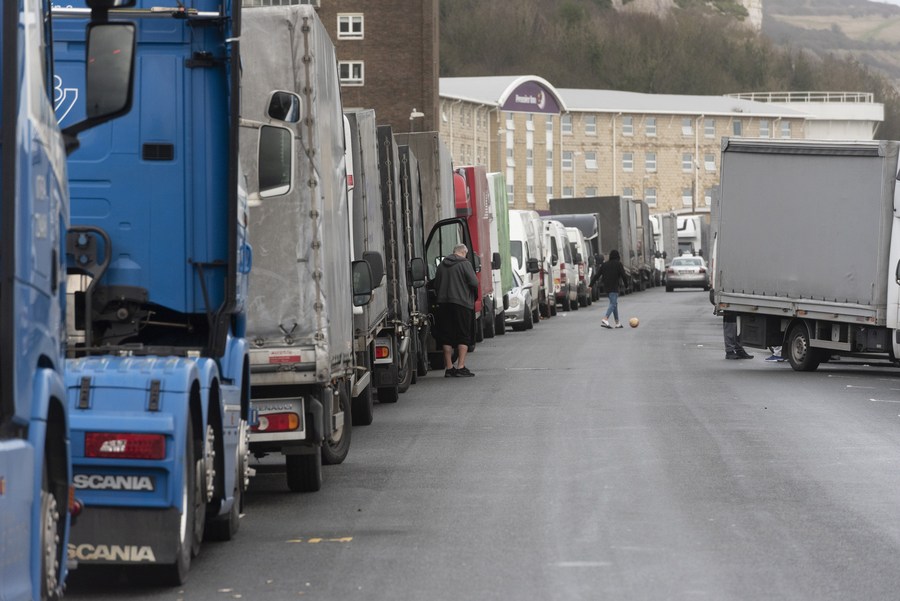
[322,383,352,465]
[352,381,374,426]
[665,285,673,292]
[524,304,535,330]
[192,424,213,557]
[561,295,571,312]
[39,466,63,600]
[495,310,506,336]
[532,304,540,325]
[416,330,429,377]
[286,446,322,493]
[787,323,823,372]
[378,384,399,404]
[398,348,413,394]
[475,314,484,342]
[483,304,495,338]
[549,301,557,316]
[163,416,195,584]
[206,419,249,542]
[540,302,550,318]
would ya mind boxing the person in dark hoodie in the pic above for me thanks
[433,244,479,377]
[598,249,628,329]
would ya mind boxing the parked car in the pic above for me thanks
[665,255,710,291]
[505,270,534,331]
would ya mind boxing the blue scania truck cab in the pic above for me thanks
[52,0,250,584]
[0,1,136,599]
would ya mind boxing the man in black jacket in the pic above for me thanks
[598,249,628,329]
[433,244,479,377]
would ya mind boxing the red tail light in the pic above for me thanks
[251,412,300,433]
[699,267,707,273]
[375,345,390,359]
[666,267,674,274]
[85,433,166,460]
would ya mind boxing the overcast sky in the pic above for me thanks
[871,0,900,5]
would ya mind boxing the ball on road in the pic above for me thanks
[629,317,639,328]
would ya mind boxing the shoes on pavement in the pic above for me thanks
[764,354,784,362]
[725,352,741,360]
[737,351,754,359]
[601,319,612,329]
[456,366,475,377]
[444,367,458,377]
[614,323,624,329]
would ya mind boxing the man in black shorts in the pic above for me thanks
[433,244,479,377]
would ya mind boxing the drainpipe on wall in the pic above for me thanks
[612,113,621,195]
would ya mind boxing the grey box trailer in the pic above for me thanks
[633,199,655,290]
[550,213,602,300]
[402,132,457,232]
[240,5,364,490]
[549,196,637,292]
[715,138,900,371]
[345,109,389,425]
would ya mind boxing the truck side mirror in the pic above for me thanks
[662,251,667,259]
[267,91,301,123]
[363,251,384,285]
[526,257,540,274]
[351,260,374,307]
[491,252,501,270]
[473,254,482,273]
[408,257,426,288]
[575,253,583,264]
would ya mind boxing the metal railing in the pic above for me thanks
[726,91,874,104]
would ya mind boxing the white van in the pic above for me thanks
[512,209,554,318]
[565,226,592,307]
[542,218,576,312]
[508,209,542,325]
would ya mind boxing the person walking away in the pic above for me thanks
[599,249,627,329]
[722,311,753,360]
[433,244,479,377]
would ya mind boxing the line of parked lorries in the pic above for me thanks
[0,2,712,598]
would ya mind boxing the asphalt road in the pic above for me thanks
[66,287,900,600]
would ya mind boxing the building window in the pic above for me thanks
[526,113,534,131]
[337,14,363,39]
[622,187,634,200]
[682,188,693,207]
[546,149,553,168]
[547,186,554,197]
[704,153,716,172]
[645,187,657,206]
[507,184,514,198]
[705,188,714,206]
[682,118,693,136]
[526,149,533,167]
[646,117,657,137]
[546,117,553,132]
[562,151,573,170]
[562,114,573,135]
[781,121,791,139]
[585,187,597,196]
[506,147,515,167]
[704,118,716,138]
[645,152,656,173]
[759,119,770,138]
[622,116,634,136]
[733,119,742,136]
[584,151,597,170]
[682,153,693,172]
[563,186,574,198]
[506,112,515,130]
[338,61,364,86]
[622,152,634,172]
[585,115,597,136]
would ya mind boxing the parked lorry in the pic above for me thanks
[676,213,709,258]
[1,2,135,598]
[565,227,592,307]
[542,219,577,312]
[486,173,513,335]
[633,200,655,290]
[552,213,601,301]
[650,212,678,284]
[715,138,900,372]
[454,166,495,339]
[240,5,373,491]
[345,110,388,424]
[550,196,637,293]
[54,0,249,583]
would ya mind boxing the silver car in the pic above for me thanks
[665,255,710,292]
[505,270,535,331]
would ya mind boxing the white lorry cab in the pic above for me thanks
[508,209,542,325]
[542,218,577,312]
[566,226,592,307]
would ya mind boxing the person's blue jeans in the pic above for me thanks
[605,292,619,322]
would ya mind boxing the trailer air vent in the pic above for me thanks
[142,144,175,161]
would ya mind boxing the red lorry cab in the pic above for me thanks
[453,166,493,317]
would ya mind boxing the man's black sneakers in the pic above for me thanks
[456,367,475,377]
[444,367,458,377]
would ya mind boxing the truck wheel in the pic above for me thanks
[416,331,429,377]
[286,446,322,493]
[39,467,63,600]
[665,285,673,292]
[206,420,249,542]
[532,304,540,324]
[483,305,495,338]
[525,304,534,330]
[163,417,195,584]
[398,348,413,394]
[561,295,571,312]
[540,302,550,318]
[322,383,352,465]
[786,323,823,372]
[192,424,214,557]
[550,302,557,316]
[495,310,506,336]
[475,315,484,342]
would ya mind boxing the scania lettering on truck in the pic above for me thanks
[715,138,900,371]
[53,0,250,584]
[240,5,374,491]
[1,2,135,598]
